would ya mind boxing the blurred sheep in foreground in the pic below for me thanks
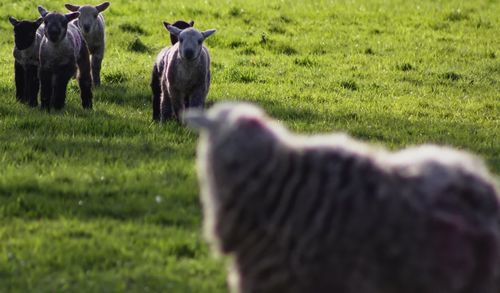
[185,102,500,293]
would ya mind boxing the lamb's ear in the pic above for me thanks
[163,21,171,30]
[64,3,80,12]
[9,16,19,26]
[38,6,49,17]
[183,109,215,130]
[34,18,44,28]
[166,24,182,36]
[189,20,194,27]
[96,2,110,12]
[202,29,216,40]
[65,12,80,22]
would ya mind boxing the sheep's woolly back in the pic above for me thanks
[191,102,500,293]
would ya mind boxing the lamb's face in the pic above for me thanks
[184,103,277,169]
[43,13,69,43]
[185,102,268,137]
[9,17,43,50]
[76,6,100,34]
[166,26,216,61]
[65,2,109,34]
[38,7,79,44]
[178,29,204,60]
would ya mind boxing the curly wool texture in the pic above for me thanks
[188,102,500,293]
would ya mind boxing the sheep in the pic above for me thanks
[166,20,195,46]
[184,102,500,293]
[151,20,194,121]
[153,25,216,122]
[38,6,93,110]
[9,16,44,107]
[64,2,110,87]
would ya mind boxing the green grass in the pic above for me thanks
[0,0,499,292]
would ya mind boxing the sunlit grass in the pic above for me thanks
[0,0,498,291]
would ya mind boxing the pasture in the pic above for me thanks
[0,0,498,292]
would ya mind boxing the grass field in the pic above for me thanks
[0,0,499,292]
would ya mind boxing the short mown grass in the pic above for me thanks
[0,0,499,292]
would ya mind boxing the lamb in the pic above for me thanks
[38,6,93,110]
[64,2,110,87]
[166,20,195,46]
[151,20,194,121]
[184,102,500,293]
[9,16,44,107]
[152,25,216,122]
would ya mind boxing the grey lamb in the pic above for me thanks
[65,2,110,87]
[151,20,194,121]
[155,25,216,122]
[38,6,92,110]
[9,16,44,107]
[185,102,500,293]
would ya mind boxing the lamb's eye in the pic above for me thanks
[179,38,184,43]
[198,39,202,44]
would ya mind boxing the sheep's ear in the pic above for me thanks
[9,16,19,26]
[202,29,216,40]
[64,3,80,12]
[166,24,182,36]
[65,12,80,22]
[38,6,49,17]
[183,109,215,130]
[34,18,43,28]
[189,20,194,27]
[96,2,110,12]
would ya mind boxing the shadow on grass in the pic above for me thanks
[257,99,323,121]
[94,83,151,108]
[1,100,497,226]
[0,108,199,227]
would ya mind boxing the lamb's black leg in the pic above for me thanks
[40,68,53,111]
[53,63,75,110]
[164,87,184,123]
[171,94,185,123]
[91,53,103,87]
[77,44,93,109]
[25,65,39,107]
[188,87,207,109]
[15,61,25,103]
[160,90,174,122]
[151,66,161,121]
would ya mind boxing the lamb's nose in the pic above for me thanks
[48,29,60,40]
[49,27,59,34]
[184,49,194,60]
[83,25,91,33]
